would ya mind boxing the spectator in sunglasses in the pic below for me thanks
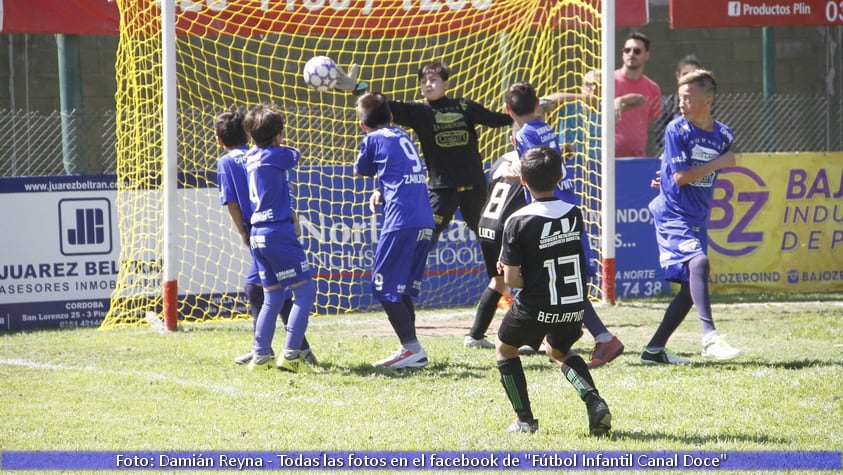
[615,31,662,158]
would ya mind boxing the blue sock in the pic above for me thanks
[688,255,716,334]
[284,280,316,352]
[647,282,693,349]
[582,299,609,338]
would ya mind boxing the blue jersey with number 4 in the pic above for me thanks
[354,126,434,233]
[246,145,300,226]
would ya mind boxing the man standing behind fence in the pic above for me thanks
[615,31,662,158]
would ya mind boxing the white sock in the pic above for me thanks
[594,332,614,344]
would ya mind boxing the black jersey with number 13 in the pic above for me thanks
[500,198,588,322]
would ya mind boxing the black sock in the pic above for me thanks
[470,288,501,340]
[401,294,416,324]
[381,300,417,345]
[560,355,597,399]
[244,283,263,333]
[497,357,533,422]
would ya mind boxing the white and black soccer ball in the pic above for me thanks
[303,56,339,92]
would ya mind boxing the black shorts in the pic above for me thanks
[497,310,583,354]
[429,186,487,234]
[479,237,502,279]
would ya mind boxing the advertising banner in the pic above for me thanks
[670,0,842,28]
[708,153,843,293]
[613,158,670,299]
[0,171,486,331]
[0,176,120,331]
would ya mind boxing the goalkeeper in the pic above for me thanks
[378,60,513,249]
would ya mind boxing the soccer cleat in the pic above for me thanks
[640,348,691,365]
[237,349,275,365]
[277,351,314,374]
[301,348,319,366]
[505,418,539,434]
[701,332,741,360]
[247,354,276,371]
[497,294,513,311]
[464,336,495,349]
[234,349,254,365]
[585,392,612,437]
[373,347,428,369]
[587,336,625,368]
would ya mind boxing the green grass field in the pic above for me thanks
[1,296,841,473]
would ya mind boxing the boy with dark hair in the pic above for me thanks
[214,110,316,367]
[495,145,611,436]
[354,92,435,369]
[385,60,512,249]
[642,69,741,364]
[505,81,576,205]
[503,82,625,367]
[465,150,527,349]
[242,104,317,373]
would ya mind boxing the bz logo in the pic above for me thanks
[707,167,769,257]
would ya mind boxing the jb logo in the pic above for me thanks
[58,198,113,256]
[707,167,768,257]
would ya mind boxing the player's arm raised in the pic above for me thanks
[466,99,512,128]
[335,62,369,96]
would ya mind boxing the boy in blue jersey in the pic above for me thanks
[354,92,435,369]
[495,145,611,436]
[242,104,317,373]
[504,82,625,368]
[505,82,574,205]
[641,69,741,364]
[214,110,316,367]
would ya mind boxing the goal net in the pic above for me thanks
[102,0,603,327]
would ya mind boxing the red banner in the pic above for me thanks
[0,0,119,34]
[670,0,843,28]
[1,0,647,36]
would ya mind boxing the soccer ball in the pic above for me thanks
[303,56,339,92]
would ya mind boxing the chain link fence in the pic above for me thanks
[0,110,119,176]
[654,92,843,155]
[1,91,841,178]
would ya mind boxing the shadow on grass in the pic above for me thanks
[690,359,843,370]
[336,359,488,379]
[607,429,789,445]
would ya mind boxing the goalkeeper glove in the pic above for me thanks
[335,63,369,96]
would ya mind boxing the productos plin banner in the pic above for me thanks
[708,152,843,293]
